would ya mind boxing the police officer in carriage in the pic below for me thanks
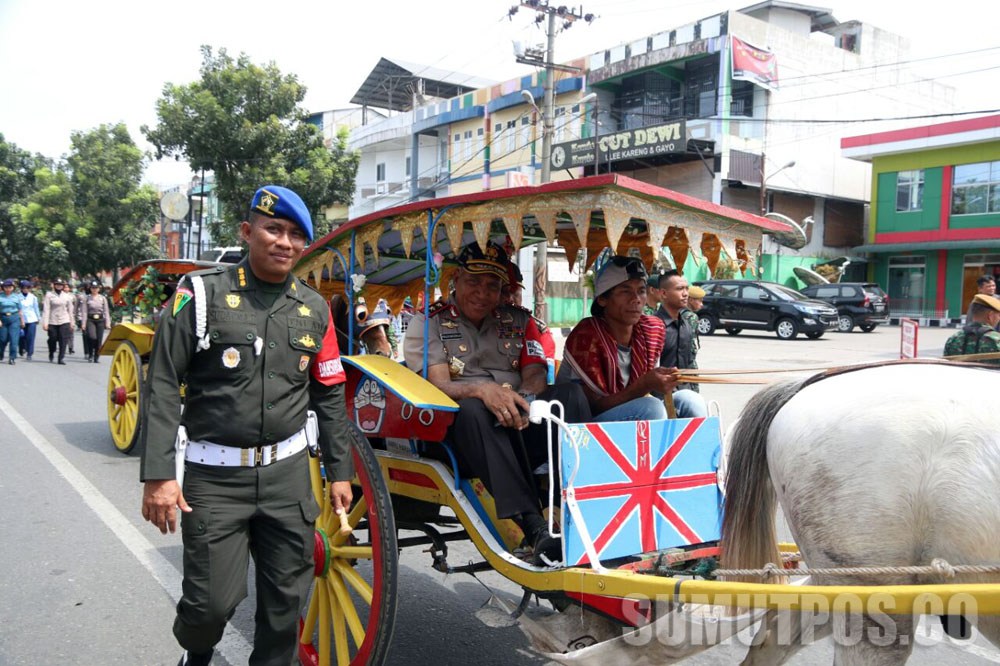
[403,241,590,563]
[140,185,355,666]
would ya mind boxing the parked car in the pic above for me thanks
[693,280,839,340]
[198,246,243,264]
[799,282,890,333]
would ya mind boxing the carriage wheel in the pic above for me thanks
[299,425,398,666]
[107,341,144,453]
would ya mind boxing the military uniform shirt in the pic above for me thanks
[0,292,22,317]
[140,260,352,481]
[403,296,547,390]
[944,323,1000,365]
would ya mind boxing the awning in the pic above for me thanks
[853,239,1000,253]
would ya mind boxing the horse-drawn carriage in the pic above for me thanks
[101,259,223,452]
[109,175,1000,664]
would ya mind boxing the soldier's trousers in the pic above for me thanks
[448,382,590,518]
[46,323,71,361]
[175,450,320,666]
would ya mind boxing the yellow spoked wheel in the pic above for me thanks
[107,341,144,453]
[299,425,398,666]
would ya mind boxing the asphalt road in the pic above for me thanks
[1,325,998,665]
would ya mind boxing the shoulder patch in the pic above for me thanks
[428,299,451,318]
[530,315,548,333]
[172,287,193,317]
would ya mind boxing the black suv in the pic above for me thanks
[694,280,839,340]
[799,282,890,333]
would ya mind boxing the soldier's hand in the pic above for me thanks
[329,480,353,515]
[141,479,191,535]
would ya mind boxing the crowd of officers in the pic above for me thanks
[0,277,111,365]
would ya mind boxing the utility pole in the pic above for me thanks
[512,1,595,322]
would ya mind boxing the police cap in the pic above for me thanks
[457,240,509,284]
[973,294,1000,312]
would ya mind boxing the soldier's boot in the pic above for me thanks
[177,650,213,666]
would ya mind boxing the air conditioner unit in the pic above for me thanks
[375,183,387,195]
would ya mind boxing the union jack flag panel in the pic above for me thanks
[560,417,723,566]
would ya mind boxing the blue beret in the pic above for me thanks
[250,185,313,242]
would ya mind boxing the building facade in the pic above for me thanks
[842,115,1000,324]
[326,2,958,323]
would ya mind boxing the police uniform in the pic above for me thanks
[0,279,24,364]
[403,259,589,526]
[141,186,353,666]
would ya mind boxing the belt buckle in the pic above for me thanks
[254,447,264,466]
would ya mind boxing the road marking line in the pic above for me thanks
[0,395,253,663]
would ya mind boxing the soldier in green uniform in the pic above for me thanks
[678,284,705,392]
[944,293,1000,364]
[140,185,355,666]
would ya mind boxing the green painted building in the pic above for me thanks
[842,115,1000,324]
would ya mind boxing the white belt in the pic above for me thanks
[186,429,308,467]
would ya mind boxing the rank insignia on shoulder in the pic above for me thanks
[297,334,317,349]
[297,303,311,317]
[441,320,459,329]
[427,300,450,317]
[237,267,247,287]
[172,287,193,316]
[226,294,241,309]
[449,356,465,377]
[222,347,241,369]
[298,354,310,372]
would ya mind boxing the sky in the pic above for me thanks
[1,0,997,190]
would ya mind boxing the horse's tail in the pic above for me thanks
[720,378,804,584]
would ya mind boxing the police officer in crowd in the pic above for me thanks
[42,277,75,364]
[403,241,590,563]
[74,281,87,356]
[0,278,25,364]
[80,279,111,362]
[18,280,41,360]
[140,185,355,666]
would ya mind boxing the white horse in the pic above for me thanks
[721,361,1000,665]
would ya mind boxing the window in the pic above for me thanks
[952,160,1000,215]
[814,286,839,298]
[554,107,567,142]
[375,162,386,182]
[463,130,473,162]
[506,120,517,154]
[404,156,411,178]
[741,284,765,300]
[895,170,923,212]
[520,116,532,149]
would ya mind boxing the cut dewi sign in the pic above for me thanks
[549,120,686,171]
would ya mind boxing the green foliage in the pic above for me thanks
[143,47,360,246]
[67,124,160,275]
[0,134,52,274]
[9,167,76,277]
[118,266,169,323]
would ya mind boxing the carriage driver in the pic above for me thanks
[140,185,356,666]
[403,241,590,563]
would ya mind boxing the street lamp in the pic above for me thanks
[759,158,796,216]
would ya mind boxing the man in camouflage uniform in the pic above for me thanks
[945,293,1000,364]
[140,185,355,666]
[678,285,705,392]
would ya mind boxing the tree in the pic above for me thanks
[66,123,159,277]
[9,166,77,278]
[0,134,50,274]
[143,46,358,246]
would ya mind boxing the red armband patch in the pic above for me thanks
[520,316,553,368]
[311,310,346,385]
